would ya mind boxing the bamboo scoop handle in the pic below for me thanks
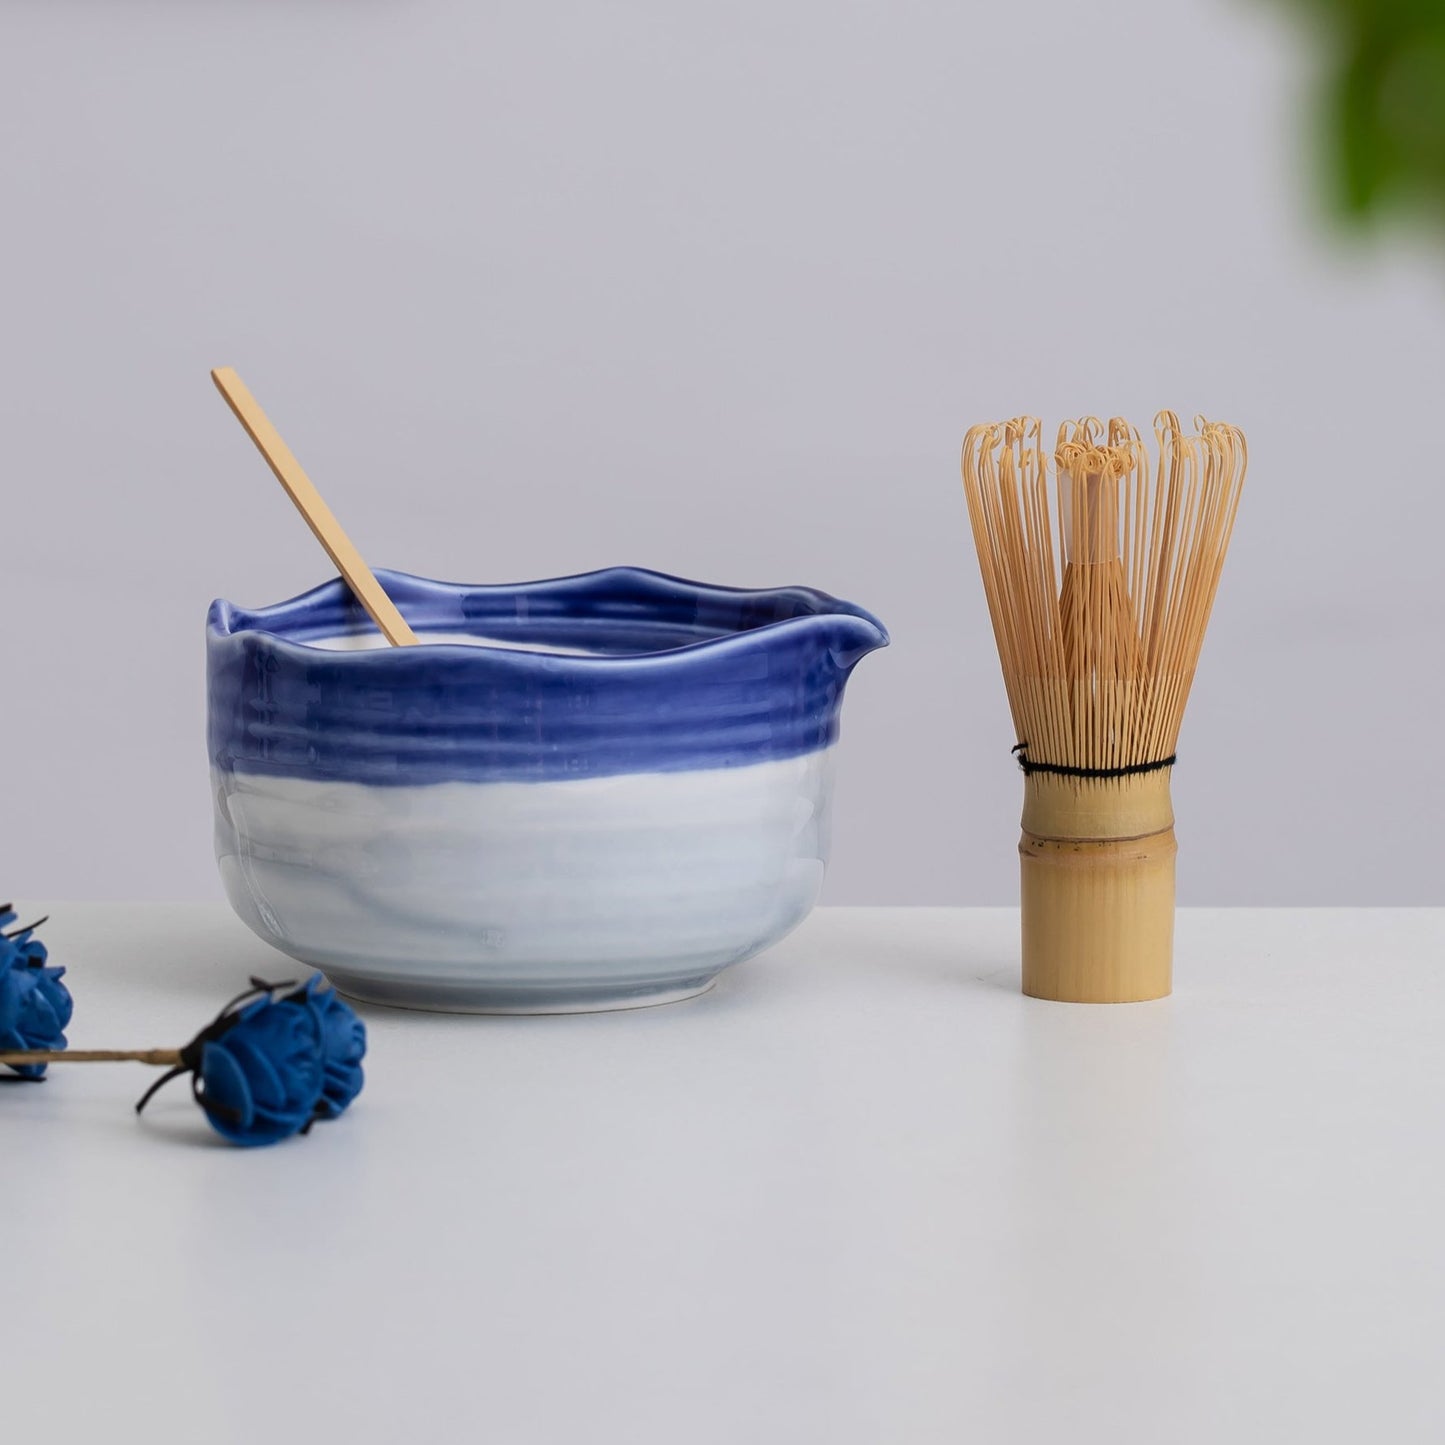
[210,367,419,646]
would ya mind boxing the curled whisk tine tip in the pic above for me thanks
[962,422,997,458]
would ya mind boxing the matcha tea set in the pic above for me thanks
[203,370,1246,1014]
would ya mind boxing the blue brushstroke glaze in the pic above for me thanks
[207,567,888,785]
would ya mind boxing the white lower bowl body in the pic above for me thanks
[214,749,834,1012]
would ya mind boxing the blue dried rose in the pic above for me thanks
[193,991,327,1146]
[132,974,367,1147]
[0,909,71,1081]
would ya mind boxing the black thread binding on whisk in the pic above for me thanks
[1011,743,1176,779]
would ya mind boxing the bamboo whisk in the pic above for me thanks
[961,413,1246,1001]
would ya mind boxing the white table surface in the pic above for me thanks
[5,904,1443,1443]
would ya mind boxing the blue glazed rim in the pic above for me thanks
[208,565,888,664]
[207,567,889,784]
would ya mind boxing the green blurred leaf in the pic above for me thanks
[1273,0,1445,225]
[1330,48,1394,214]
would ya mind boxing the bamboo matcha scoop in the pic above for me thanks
[211,366,418,645]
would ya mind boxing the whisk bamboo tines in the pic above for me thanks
[961,413,1246,1002]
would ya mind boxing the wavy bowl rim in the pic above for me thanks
[207,564,890,669]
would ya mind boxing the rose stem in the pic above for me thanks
[0,1049,182,1067]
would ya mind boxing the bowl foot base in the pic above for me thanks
[320,970,721,1015]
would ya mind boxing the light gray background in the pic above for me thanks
[1,0,1441,905]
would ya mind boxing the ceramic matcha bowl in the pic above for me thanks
[206,567,887,1013]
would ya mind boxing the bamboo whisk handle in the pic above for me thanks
[1018,772,1176,1003]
